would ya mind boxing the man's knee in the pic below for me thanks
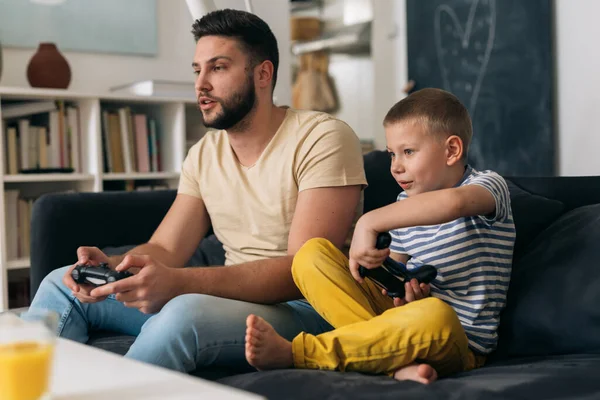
[39,266,70,289]
[292,238,344,280]
[148,294,232,336]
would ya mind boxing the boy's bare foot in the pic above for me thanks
[245,314,294,370]
[394,363,438,384]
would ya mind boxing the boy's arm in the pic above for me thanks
[359,185,496,234]
[389,252,409,264]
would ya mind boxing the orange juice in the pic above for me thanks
[0,341,54,400]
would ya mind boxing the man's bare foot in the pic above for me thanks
[245,314,294,370]
[394,363,438,384]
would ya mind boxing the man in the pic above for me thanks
[29,9,366,376]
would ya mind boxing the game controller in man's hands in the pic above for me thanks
[71,263,133,286]
[358,232,437,298]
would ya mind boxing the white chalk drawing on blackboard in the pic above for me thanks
[434,0,496,114]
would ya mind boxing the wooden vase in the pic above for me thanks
[27,43,71,89]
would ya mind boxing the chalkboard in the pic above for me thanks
[406,0,554,176]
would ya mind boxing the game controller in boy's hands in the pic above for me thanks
[358,232,438,298]
[71,263,133,286]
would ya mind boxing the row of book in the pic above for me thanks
[4,190,33,260]
[2,100,81,174]
[101,108,161,173]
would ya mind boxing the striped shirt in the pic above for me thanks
[389,166,515,354]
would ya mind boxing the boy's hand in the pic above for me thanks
[348,221,390,283]
[382,278,431,307]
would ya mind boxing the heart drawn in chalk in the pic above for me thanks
[434,0,496,114]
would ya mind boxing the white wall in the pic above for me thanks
[321,0,407,144]
[555,0,600,176]
[319,0,374,140]
[0,0,291,105]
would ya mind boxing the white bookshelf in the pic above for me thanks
[0,86,205,311]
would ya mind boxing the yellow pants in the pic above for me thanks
[290,238,485,377]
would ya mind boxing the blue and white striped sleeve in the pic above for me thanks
[466,171,511,223]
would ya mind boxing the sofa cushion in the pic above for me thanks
[506,180,565,260]
[220,354,600,400]
[493,203,600,361]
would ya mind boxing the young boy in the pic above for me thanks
[244,88,515,384]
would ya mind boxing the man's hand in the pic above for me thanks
[383,278,431,307]
[63,246,112,304]
[348,219,390,283]
[89,255,184,314]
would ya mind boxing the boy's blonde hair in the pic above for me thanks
[383,88,473,160]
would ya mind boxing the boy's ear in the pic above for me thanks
[445,135,464,166]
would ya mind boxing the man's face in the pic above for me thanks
[385,120,450,196]
[193,36,256,130]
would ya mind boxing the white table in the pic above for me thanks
[50,338,264,400]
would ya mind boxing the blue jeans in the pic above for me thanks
[30,266,333,374]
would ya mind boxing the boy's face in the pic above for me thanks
[385,120,455,196]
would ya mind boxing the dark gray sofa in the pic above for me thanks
[30,151,600,399]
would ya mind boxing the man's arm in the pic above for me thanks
[177,185,362,304]
[360,185,496,235]
[94,186,361,308]
[108,193,211,269]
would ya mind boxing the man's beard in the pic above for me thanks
[201,76,256,130]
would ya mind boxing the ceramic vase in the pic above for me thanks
[27,42,71,89]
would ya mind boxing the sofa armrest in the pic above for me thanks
[30,190,177,297]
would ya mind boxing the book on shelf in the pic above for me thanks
[3,190,33,259]
[4,190,19,260]
[1,100,57,119]
[101,107,161,174]
[2,101,81,173]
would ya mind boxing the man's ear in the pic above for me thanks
[256,60,274,90]
[445,135,464,166]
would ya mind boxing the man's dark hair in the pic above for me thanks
[191,9,279,91]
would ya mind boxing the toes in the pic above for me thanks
[254,316,271,332]
[246,314,258,328]
[417,364,438,384]
[247,314,271,332]
[246,331,263,346]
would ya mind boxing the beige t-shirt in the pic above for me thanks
[178,108,367,265]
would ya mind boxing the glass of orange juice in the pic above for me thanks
[0,308,58,400]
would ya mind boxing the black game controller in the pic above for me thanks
[358,232,437,298]
[71,263,133,286]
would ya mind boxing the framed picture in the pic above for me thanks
[0,0,157,56]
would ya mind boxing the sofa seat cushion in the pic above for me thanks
[493,203,600,361]
[219,354,600,400]
[87,331,134,355]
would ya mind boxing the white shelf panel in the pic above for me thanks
[7,258,30,270]
[3,173,95,183]
[102,172,180,181]
[0,86,196,105]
